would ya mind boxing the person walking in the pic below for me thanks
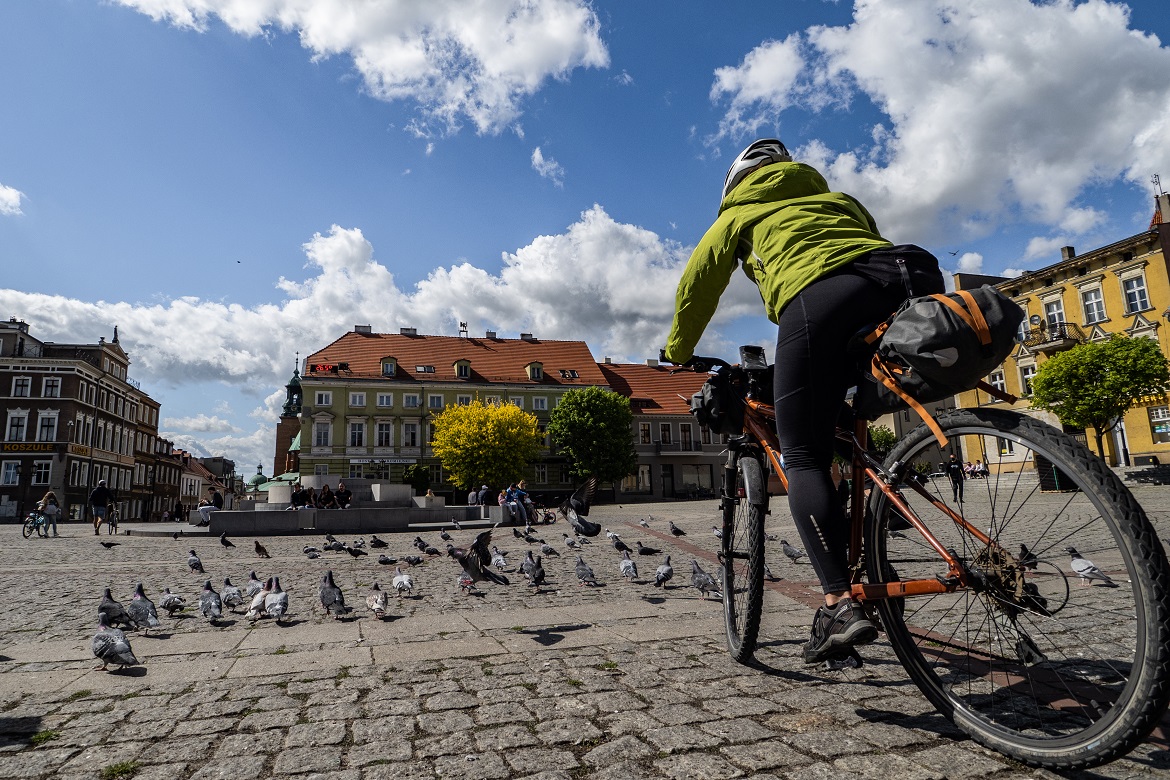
[38,490,61,537]
[945,454,966,503]
[89,479,115,535]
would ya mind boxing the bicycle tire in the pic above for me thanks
[722,451,766,663]
[22,517,35,539]
[865,407,1170,769]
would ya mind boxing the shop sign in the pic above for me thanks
[1,442,55,453]
[349,457,416,464]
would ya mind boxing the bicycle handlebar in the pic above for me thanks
[658,349,731,374]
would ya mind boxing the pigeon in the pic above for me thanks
[255,541,271,558]
[352,538,366,548]
[413,536,428,552]
[560,477,601,537]
[265,577,289,622]
[392,567,414,597]
[491,547,509,571]
[126,583,161,632]
[711,525,723,540]
[574,556,599,587]
[171,530,183,541]
[346,545,369,558]
[245,577,272,620]
[370,535,389,549]
[690,560,721,600]
[605,528,619,539]
[319,570,347,618]
[377,554,396,566]
[99,588,132,629]
[306,551,320,560]
[327,541,346,552]
[636,541,661,556]
[781,540,806,564]
[199,580,223,624]
[639,518,650,528]
[612,536,632,554]
[512,528,524,539]
[303,545,321,554]
[457,571,479,595]
[99,541,120,549]
[522,532,543,545]
[540,543,560,558]
[439,530,452,542]
[530,555,547,588]
[221,577,244,609]
[668,521,686,537]
[619,550,638,581]
[1019,544,1039,570]
[245,571,264,599]
[562,533,580,550]
[1066,547,1117,586]
[366,583,388,619]
[93,613,138,671]
[764,532,779,542]
[450,518,461,531]
[423,545,441,557]
[655,556,674,588]
[187,550,204,573]
[159,587,185,615]
[448,530,510,590]
[219,532,235,548]
[764,563,780,582]
[402,555,424,567]
[520,550,538,580]
[576,535,592,546]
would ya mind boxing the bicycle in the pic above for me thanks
[674,345,1170,770]
[106,506,119,535]
[22,510,50,539]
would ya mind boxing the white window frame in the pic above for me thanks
[485,395,500,405]
[988,370,1006,394]
[403,394,420,409]
[349,421,365,448]
[534,464,547,483]
[315,391,332,406]
[456,363,470,379]
[349,392,366,408]
[314,421,332,447]
[376,393,394,408]
[1123,274,1151,314]
[381,361,396,377]
[376,421,393,447]
[639,422,651,444]
[1020,364,1037,396]
[6,410,28,442]
[428,464,443,484]
[456,395,472,406]
[12,376,31,397]
[402,423,419,447]
[510,397,523,409]
[315,464,330,476]
[1080,287,1107,324]
[428,394,444,410]
[1043,299,1065,329]
[1,461,17,485]
[42,377,61,398]
[659,423,672,445]
[31,460,51,486]
[532,397,547,411]
[37,411,58,442]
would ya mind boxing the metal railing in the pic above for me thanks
[1021,321,1086,349]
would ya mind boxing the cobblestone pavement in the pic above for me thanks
[2,487,1170,780]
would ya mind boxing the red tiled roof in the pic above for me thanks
[305,331,608,387]
[598,362,707,416]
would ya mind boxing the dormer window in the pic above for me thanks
[454,360,471,379]
[416,365,435,373]
[381,359,396,377]
[526,362,544,381]
[558,369,579,379]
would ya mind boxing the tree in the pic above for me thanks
[430,400,542,491]
[547,386,638,484]
[401,463,430,495]
[868,424,897,459]
[1031,335,1170,458]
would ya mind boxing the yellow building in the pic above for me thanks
[955,193,1170,468]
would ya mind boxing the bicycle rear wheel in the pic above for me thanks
[22,517,36,539]
[865,407,1170,769]
[722,450,766,663]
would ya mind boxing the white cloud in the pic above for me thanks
[1002,268,1027,278]
[708,0,1170,244]
[162,414,242,433]
[956,252,984,274]
[614,70,633,86]
[115,0,609,135]
[531,146,565,186]
[1023,235,1070,262]
[0,182,24,216]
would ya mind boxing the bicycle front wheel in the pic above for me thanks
[722,451,766,663]
[22,517,35,539]
[865,407,1170,769]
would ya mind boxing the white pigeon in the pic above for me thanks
[639,518,650,528]
[711,525,723,540]
[245,577,272,620]
[366,583,388,620]
[159,587,185,616]
[392,566,414,597]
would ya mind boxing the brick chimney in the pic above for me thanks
[1060,246,1076,261]
[1158,193,1170,225]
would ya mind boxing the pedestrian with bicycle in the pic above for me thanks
[37,490,61,537]
[664,138,944,664]
[89,479,115,536]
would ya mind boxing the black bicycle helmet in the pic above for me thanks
[722,138,791,201]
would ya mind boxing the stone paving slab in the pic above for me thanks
[2,492,1169,780]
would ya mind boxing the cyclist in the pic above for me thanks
[89,479,115,536]
[664,138,944,664]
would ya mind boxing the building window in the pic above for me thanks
[1149,406,1170,444]
[6,413,27,442]
[456,395,472,406]
[1044,299,1065,328]
[314,422,331,447]
[1123,275,1151,314]
[377,422,393,447]
[511,397,523,409]
[403,423,418,447]
[43,378,61,398]
[416,365,435,373]
[404,394,420,409]
[349,464,364,479]
[37,415,57,442]
[532,397,547,411]
[315,391,332,406]
[377,393,393,408]
[349,392,366,408]
[997,437,1015,456]
[1020,365,1037,396]
[456,363,470,379]
[560,466,572,484]
[534,464,547,483]
[1081,288,1107,324]
[428,464,443,485]
[381,360,396,377]
[1016,318,1030,343]
[315,464,330,476]
[349,422,365,447]
[32,461,50,485]
[639,422,651,444]
[485,395,500,405]
[680,423,693,450]
[1,462,17,485]
[558,369,579,379]
[12,377,30,397]
[700,425,711,445]
[428,395,444,410]
[659,423,672,445]
[989,370,1006,394]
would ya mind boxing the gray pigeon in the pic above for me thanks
[711,525,723,540]
[392,566,414,597]
[764,563,779,582]
[448,530,510,588]
[319,570,347,618]
[366,583,388,619]
[562,533,580,550]
[612,536,632,554]
[159,587,185,615]
[265,577,289,622]
[520,550,538,580]
[99,588,132,629]
[92,613,138,671]
[668,521,686,537]
[221,577,244,609]
[1066,547,1117,586]
[560,477,601,537]
[245,577,272,620]
[636,541,660,556]
[530,555,547,589]
[244,571,264,599]
[781,540,805,564]
[690,559,720,600]
[639,518,650,528]
[619,550,638,581]
[378,554,395,565]
[574,556,598,586]
[126,583,161,632]
[491,547,509,571]
[125,582,161,631]
[655,556,674,588]
[187,549,204,573]
[540,543,560,558]
[200,580,223,623]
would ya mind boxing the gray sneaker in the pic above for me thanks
[802,599,878,664]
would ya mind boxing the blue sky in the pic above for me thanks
[3,0,1169,473]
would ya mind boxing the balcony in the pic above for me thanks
[655,441,705,454]
[1021,321,1086,356]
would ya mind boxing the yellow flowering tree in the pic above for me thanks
[431,400,542,490]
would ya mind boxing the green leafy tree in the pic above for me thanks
[401,463,431,495]
[430,400,541,490]
[868,424,897,459]
[547,386,638,484]
[1031,335,1170,458]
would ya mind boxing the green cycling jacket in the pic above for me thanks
[664,162,891,363]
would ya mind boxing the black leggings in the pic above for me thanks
[773,262,936,594]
